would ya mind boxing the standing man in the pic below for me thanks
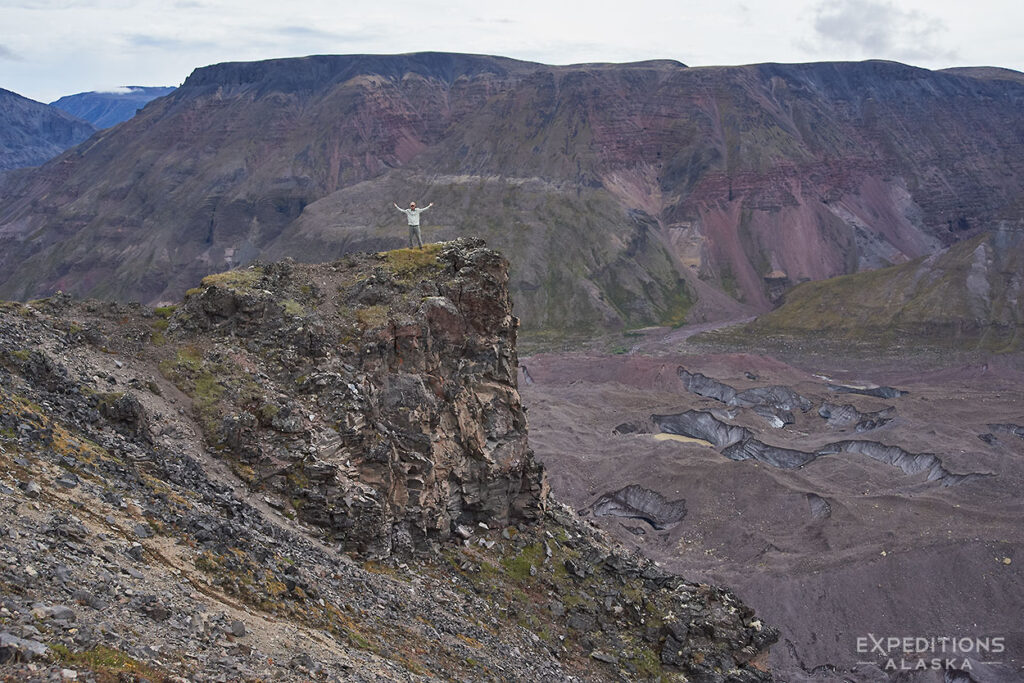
[393,200,434,249]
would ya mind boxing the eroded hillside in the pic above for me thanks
[1,53,1022,335]
[706,224,1024,353]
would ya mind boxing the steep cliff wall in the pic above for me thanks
[161,239,548,556]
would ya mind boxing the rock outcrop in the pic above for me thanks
[0,241,776,681]
[167,239,548,557]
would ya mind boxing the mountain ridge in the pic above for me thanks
[50,86,176,128]
[0,88,96,171]
[1,52,1022,335]
[706,223,1024,352]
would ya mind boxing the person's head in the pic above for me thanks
[409,202,417,209]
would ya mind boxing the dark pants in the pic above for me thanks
[408,225,423,248]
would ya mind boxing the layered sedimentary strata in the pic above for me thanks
[2,54,1022,333]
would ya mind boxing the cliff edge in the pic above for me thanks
[167,238,548,556]
[0,240,775,681]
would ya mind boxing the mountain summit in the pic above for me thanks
[1,53,1022,334]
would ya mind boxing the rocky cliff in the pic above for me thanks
[0,240,775,681]
[0,88,96,171]
[0,53,1021,335]
[165,238,548,557]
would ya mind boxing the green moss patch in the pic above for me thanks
[198,267,263,292]
[50,644,173,682]
[381,243,443,277]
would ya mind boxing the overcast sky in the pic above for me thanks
[2,0,1021,103]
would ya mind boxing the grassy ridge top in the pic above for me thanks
[701,229,1024,353]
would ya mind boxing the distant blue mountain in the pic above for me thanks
[50,86,176,128]
[0,88,96,171]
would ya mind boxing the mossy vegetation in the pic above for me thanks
[49,644,172,682]
[499,542,546,581]
[281,298,305,316]
[657,281,695,328]
[701,232,1024,354]
[195,267,264,293]
[191,544,389,658]
[381,243,443,277]
[430,519,675,680]
[356,304,389,331]
[158,346,239,445]
[718,262,741,301]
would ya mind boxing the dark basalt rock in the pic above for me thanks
[97,392,151,441]
[588,485,687,530]
[169,239,549,558]
[20,350,71,393]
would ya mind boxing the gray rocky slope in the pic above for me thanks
[0,88,96,171]
[0,240,775,681]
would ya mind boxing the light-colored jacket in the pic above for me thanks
[396,205,430,226]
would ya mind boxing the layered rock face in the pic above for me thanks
[0,53,1021,333]
[168,239,548,556]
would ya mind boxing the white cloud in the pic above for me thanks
[0,0,1020,102]
[807,0,958,62]
[93,85,136,94]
